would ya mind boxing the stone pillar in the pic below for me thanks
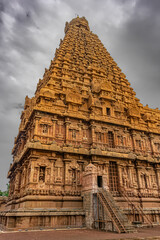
[155,166,160,194]
[90,122,96,148]
[65,118,70,144]
[130,130,136,152]
[146,167,152,189]
[78,121,83,142]
[14,169,21,193]
[23,165,27,187]
[128,164,138,196]
[24,160,29,185]
[34,116,41,141]
[49,157,56,184]
[104,162,109,190]
[64,160,70,187]
[57,121,64,138]
[29,157,38,183]
[102,173,109,191]
[135,165,143,194]
[148,134,155,155]
[128,164,134,188]
[104,132,107,144]
[117,164,124,190]
[82,163,97,229]
[114,129,119,148]
[52,115,58,139]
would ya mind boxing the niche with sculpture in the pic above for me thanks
[68,160,81,189]
[54,158,63,184]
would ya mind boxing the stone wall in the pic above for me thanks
[0,209,85,231]
[0,197,7,211]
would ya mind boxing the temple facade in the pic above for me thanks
[0,17,160,231]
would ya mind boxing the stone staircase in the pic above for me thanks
[119,189,153,228]
[97,189,134,233]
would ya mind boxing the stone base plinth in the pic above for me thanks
[5,195,83,210]
[0,209,85,231]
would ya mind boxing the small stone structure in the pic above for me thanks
[0,16,160,231]
[0,197,7,211]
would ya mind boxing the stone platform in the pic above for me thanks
[0,208,85,231]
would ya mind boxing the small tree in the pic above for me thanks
[0,184,9,197]
[0,190,3,196]
[3,183,9,196]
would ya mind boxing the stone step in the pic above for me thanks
[98,189,135,233]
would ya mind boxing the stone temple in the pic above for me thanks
[0,17,160,232]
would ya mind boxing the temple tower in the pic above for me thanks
[0,17,160,231]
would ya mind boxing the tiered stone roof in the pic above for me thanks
[15,16,160,150]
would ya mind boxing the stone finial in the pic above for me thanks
[65,16,90,33]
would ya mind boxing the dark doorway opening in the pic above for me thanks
[106,107,111,116]
[97,176,103,188]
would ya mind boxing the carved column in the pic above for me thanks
[14,168,21,193]
[9,177,14,196]
[52,115,58,139]
[128,164,134,188]
[34,116,41,141]
[148,133,155,155]
[64,159,71,188]
[20,164,27,193]
[57,121,64,138]
[146,167,152,189]
[103,131,107,144]
[114,129,119,148]
[104,162,109,190]
[23,165,27,187]
[130,130,136,152]
[135,164,143,194]
[78,120,83,142]
[90,122,96,147]
[24,161,28,186]
[9,179,14,197]
[46,168,51,184]
[155,165,160,195]
[117,164,124,190]
[48,157,56,184]
[29,157,38,184]
[54,158,64,186]
[65,118,70,144]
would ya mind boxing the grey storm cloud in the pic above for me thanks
[0,0,160,190]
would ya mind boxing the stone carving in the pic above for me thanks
[122,168,129,188]
[91,80,101,93]
[39,88,55,99]
[33,167,38,182]
[39,167,45,182]
[100,80,113,92]
[54,158,63,183]
[66,92,82,105]
[46,168,51,183]
[67,160,80,187]
[128,106,140,118]
[84,163,97,173]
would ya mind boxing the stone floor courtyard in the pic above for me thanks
[0,226,160,240]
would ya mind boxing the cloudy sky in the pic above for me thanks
[0,0,160,190]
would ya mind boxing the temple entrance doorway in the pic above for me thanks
[97,176,103,188]
[109,161,119,192]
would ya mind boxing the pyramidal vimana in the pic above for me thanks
[0,17,160,232]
